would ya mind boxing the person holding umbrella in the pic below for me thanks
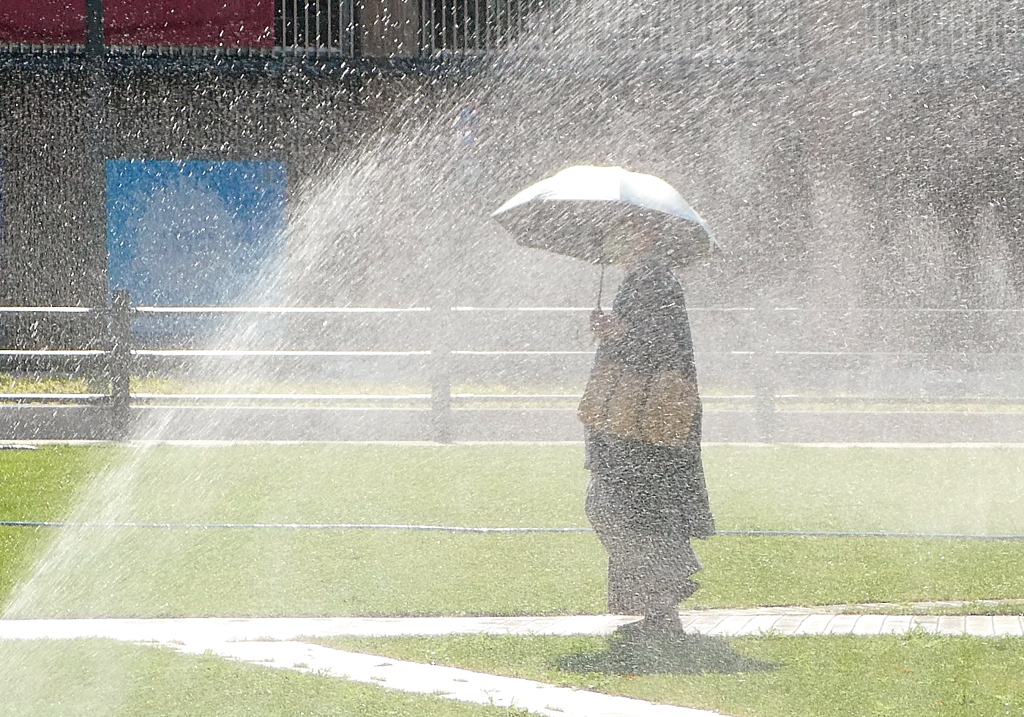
[494,166,717,637]
[580,214,715,636]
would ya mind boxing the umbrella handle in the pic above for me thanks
[597,265,605,310]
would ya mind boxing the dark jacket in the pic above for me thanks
[584,257,715,538]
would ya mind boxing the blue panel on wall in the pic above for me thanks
[107,159,287,307]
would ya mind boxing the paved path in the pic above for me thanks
[3,606,1023,643]
[3,607,1023,717]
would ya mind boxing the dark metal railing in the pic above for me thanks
[2,0,1022,63]
[276,0,356,55]
[419,0,546,55]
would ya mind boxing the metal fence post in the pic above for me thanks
[85,0,104,55]
[430,304,453,443]
[108,289,133,440]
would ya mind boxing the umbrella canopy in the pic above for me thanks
[492,165,718,266]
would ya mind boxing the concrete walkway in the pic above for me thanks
[3,607,1023,717]
[3,606,1023,643]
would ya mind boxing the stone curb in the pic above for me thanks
[4,611,1022,717]
[3,610,1023,642]
[177,639,722,717]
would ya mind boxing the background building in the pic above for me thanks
[2,0,1023,353]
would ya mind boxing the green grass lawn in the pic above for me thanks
[0,639,528,717]
[3,443,1024,617]
[0,446,118,607]
[319,633,1024,717]
[3,443,1024,716]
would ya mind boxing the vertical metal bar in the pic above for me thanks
[351,0,356,54]
[472,0,479,51]
[460,0,465,52]
[431,0,437,50]
[423,0,429,50]
[441,0,448,50]
[436,0,443,50]
[475,0,481,51]
[420,0,428,55]
[463,0,469,52]
[482,0,489,50]
[494,0,502,47]
[345,0,352,55]
[326,0,333,48]
[304,0,310,48]
[108,290,133,441]
[456,0,463,52]
[85,0,104,54]
[501,0,508,47]
[501,0,507,44]
[315,0,321,47]
[275,0,284,48]
[486,0,494,49]
[291,0,297,45]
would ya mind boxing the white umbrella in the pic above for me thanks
[492,165,719,266]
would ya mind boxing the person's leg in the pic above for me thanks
[637,535,702,632]
[585,472,644,614]
[605,550,645,614]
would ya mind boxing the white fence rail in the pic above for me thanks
[4,298,1024,442]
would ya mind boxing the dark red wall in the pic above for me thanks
[105,0,274,47]
[0,0,274,47]
[0,1,86,44]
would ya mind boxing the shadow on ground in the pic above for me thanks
[557,624,779,675]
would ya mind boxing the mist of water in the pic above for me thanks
[4,0,1024,708]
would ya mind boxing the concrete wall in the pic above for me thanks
[0,57,365,348]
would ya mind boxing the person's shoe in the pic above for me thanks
[611,618,648,641]
[647,613,685,632]
[639,608,686,640]
[611,612,685,652]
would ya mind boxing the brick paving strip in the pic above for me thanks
[2,607,1023,717]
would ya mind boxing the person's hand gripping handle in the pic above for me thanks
[590,309,626,341]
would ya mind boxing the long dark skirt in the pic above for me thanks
[585,471,702,615]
